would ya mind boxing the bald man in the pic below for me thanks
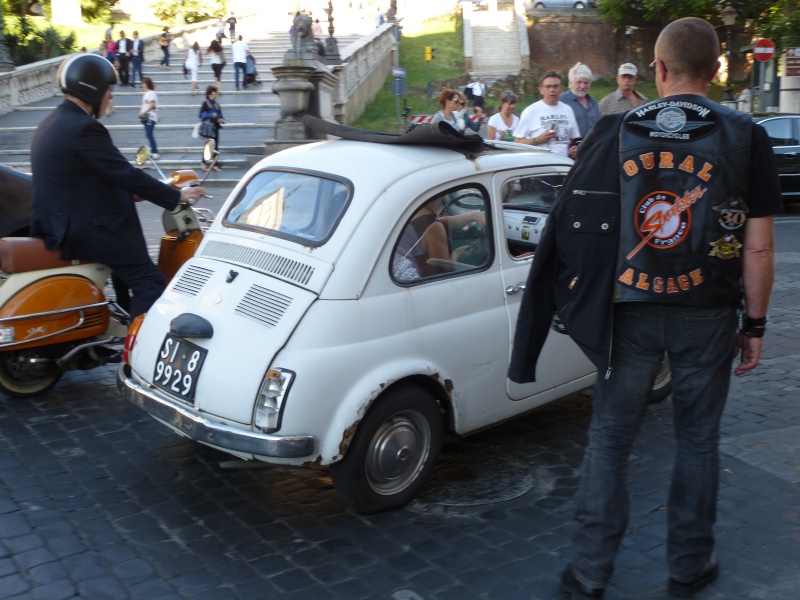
[508,17,782,600]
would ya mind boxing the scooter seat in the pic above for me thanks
[0,237,75,274]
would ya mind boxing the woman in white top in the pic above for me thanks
[138,77,159,157]
[207,39,226,94]
[184,42,202,95]
[486,90,520,141]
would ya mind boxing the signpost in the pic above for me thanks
[754,38,775,63]
[392,67,407,133]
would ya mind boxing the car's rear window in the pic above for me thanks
[223,170,350,246]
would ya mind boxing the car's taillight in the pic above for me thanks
[123,314,146,364]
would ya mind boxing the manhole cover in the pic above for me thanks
[415,444,539,507]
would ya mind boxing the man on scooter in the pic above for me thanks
[30,54,206,318]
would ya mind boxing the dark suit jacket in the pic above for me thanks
[30,100,181,264]
[117,37,132,57]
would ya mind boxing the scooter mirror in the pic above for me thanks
[135,146,149,166]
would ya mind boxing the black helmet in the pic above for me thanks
[57,53,118,116]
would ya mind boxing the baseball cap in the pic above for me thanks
[618,63,637,77]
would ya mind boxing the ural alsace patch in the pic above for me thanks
[624,100,717,141]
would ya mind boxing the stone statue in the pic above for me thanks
[292,13,315,53]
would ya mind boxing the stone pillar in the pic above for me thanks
[272,65,317,140]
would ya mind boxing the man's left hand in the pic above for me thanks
[733,332,762,376]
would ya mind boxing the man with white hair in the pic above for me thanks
[599,62,647,116]
[559,62,600,138]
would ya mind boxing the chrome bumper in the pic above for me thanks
[117,364,315,459]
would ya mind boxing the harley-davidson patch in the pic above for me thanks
[625,99,718,141]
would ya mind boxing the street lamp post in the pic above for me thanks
[323,1,342,65]
[722,3,737,103]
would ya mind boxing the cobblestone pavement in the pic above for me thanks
[1,219,799,600]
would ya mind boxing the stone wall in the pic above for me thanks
[332,24,398,124]
[526,14,749,83]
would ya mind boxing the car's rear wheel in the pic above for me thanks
[649,353,672,403]
[0,350,62,398]
[534,2,545,7]
[330,384,443,513]
[574,1,586,7]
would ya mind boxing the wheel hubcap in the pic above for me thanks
[366,411,431,495]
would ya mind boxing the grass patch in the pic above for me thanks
[353,15,727,133]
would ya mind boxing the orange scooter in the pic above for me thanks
[0,142,219,397]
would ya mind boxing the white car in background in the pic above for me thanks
[118,120,669,513]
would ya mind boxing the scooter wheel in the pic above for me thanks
[0,350,63,398]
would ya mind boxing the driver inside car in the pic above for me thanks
[394,195,487,279]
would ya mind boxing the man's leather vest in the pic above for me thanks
[615,94,753,307]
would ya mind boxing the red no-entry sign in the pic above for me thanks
[754,38,775,63]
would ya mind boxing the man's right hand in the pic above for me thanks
[180,185,206,206]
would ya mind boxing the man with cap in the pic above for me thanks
[598,63,647,116]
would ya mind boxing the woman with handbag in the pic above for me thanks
[158,26,171,70]
[139,77,159,158]
[207,39,226,94]
[199,86,224,171]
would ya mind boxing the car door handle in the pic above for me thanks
[506,283,526,295]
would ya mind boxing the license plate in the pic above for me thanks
[153,334,207,401]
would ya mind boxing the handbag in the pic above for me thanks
[191,122,201,139]
[198,121,216,139]
[139,114,149,125]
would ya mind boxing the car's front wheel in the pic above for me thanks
[330,384,443,513]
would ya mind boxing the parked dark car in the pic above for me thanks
[0,164,32,238]
[753,114,800,205]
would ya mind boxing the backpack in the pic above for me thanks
[464,83,474,100]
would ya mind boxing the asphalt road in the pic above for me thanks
[0,216,798,600]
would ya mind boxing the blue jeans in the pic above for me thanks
[234,61,246,88]
[571,303,737,589]
[131,55,143,85]
[144,120,157,153]
[160,46,169,66]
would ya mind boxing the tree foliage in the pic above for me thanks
[3,15,77,64]
[150,0,226,25]
[599,0,800,52]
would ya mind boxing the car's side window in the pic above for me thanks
[760,118,798,146]
[391,186,492,284]
[501,173,565,257]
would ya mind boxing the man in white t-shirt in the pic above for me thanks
[514,70,580,157]
[231,35,250,90]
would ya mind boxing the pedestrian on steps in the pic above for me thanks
[139,77,159,158]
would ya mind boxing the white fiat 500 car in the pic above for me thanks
[119,120,668,513]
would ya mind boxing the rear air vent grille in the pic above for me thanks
[234,285,292,327]
[172,265,214,297]
[202,241,315,286]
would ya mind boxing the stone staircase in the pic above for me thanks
[0,22,363,200]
